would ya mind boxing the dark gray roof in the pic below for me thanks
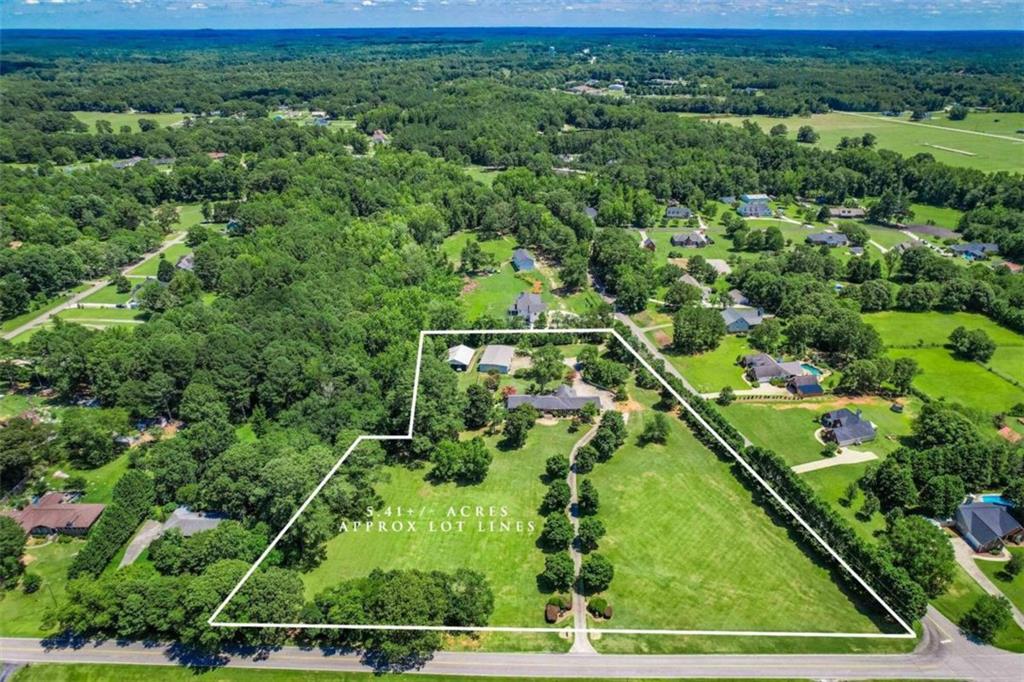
[509,292,547,323]
[665,205,692,219]
[951,242,1000,257]
[721,307,763,328]
[789,375,823,395]
[671,232,710,247]
[506,385,599,412]
[512,248,535,270]
[955,503,1023,550]
[822,408,860,426]
[806,232,850,247]
[833,420,876,445]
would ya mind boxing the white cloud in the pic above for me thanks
[190,2,207,7]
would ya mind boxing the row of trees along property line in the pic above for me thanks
[611,320,929,625]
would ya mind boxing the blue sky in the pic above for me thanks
[2,0,1022,31]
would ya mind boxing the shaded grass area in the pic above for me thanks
[974,548,1024,612]
[800,461,886,543]
[43,452,131,505]
[589,385,893,637]
[298,422,584,651]
[931,564,1024,653]
[9,663,820,682]
[0,539,83,636]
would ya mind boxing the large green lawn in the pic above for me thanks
[72,111,185,132]
[975,548,1024,612]
[128,244,193,277]
[687,112,1024,172]
[43,453,131,504]
[931,564,1024,653]
[649,333,751,394]
[864,311,1024,415]
[299,421,583,649]
[81,284,132,306]
[722,397,918,467]
[588,386,893,638]
[0,539,83,636]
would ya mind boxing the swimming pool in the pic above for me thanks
[801,363,823,376]
[979,494,1014,507]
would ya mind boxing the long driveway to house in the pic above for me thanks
[950,534,1024,630]
[566,422,600,654]
[2,232,186,342]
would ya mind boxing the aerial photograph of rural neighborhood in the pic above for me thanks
[0,0,1022,680]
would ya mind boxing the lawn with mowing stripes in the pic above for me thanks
[297,421,582,650]
[72,111,185,132]
[799,461,886,543]
[588,386,893,638]
[685,112,1024,172]
[865,311,1023,348]
[82,284,132,305]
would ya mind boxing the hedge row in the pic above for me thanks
[613,321,928,625]
[68,470,155,579]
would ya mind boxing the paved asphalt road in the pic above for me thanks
[1,608,1021,679]
[1,233,185,342]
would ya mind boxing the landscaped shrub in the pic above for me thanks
[587,597,607,617]
[546,594,570,610]
[21,572,41,594]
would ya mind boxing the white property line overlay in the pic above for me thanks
[209,327,916,639]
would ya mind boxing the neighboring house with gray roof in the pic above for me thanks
[478,345,515,374]
[665,205,692,219]
[728,289,750,306]
[739,353,804,383]
[806,232,850,247]
[509,292,547,326]
[955,503,1024,553]
[721,307,764,333]
[821,408,876,447]
[164,507,227,537]
[950,242,1000,261]
[829,206,866,219]
[506,385,599,415]
[511,248,536,271]
[446,344,476,371]
[670,231,712,248]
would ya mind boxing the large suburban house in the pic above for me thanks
[954,502,1024,553]
[738,193,772,218]
[806,232,850,248]
[665,205,692,219]
[670,231,712,248]
[506,385,599,415]
[512,248,536,271]
[3,492,105,536]
[739,353,805,383]
[509,292,547,326]
[478,345,515,374]
[820,409,876,447]
[721,307,764,333]
[447,344,476,371]
[828,206,866,219]
[950,242,1000,261]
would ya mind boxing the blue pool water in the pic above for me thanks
[801,363,823,376]
[980,495,1013,507]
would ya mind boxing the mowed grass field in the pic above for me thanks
[72,111,185,132]
[864,311,1024,414]
[0,539,84,636]
[800,461,886,542]
[128,244,193,277]
[588,386,893,637]
[686,112,1024,172]
[647,332,751,394]
[721,397,918,467]
[299,421,582,649]
[975,548,1024,612]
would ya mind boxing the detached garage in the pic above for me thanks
[478,345,514,374]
